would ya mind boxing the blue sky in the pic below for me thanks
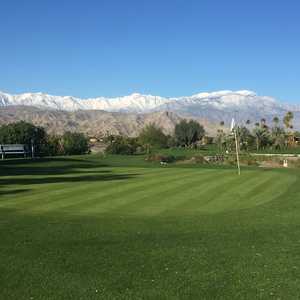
[0,0,299,103]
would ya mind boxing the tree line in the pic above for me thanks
[105,120,205,155]
[0,119,205,156]
[0,121,89,156]
[216,112,299,152]
[0,112,298,157]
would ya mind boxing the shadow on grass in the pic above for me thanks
[0,156,140,189]
[0,173,139,186]
[0,189,31,197]
[0,157,109,176]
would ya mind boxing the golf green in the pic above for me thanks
[1,155,300,299]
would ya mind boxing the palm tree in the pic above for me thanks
[283,111,294,147]
[271,116,283,149]
[253,121,271,151]
[254,123,260,151]
[238,126,254,151]
[273,116,279,127]
[272,126,285,150]
[283,111,294,130]
[260,118,267,128]
[216,121,225,152]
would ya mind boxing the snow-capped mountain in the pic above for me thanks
[0,90,299,127]
[0,91,171,112]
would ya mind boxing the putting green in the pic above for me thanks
[0,160,295,216]
[1,155,300,299]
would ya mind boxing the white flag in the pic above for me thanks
[230,118,235,132]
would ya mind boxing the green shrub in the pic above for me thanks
[139,124,168,149]
[175,120,205,147]
[44,135,64,156]
[105,136,140,155]
[61,132,89,155]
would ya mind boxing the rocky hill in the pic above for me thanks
[0,106,216,137]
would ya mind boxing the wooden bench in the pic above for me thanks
[0,144,27,160]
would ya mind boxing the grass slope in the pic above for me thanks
[1,155,300,299]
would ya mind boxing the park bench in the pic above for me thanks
[0,144,28,160]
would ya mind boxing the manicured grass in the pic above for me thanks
[1,155,300,299]
[253,147,300,155]
[156,144,219,158]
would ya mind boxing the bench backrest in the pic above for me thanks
[0,144,26,153]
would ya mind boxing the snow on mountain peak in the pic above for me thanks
[1,89,299,129]
[0,89,296,116]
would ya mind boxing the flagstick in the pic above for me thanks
[234,129,241,175]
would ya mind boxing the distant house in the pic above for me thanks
[286,134,300,147]
[89,137,98,143]
[88,137,107,153]
[201,136,214,145]
[294,136,300,145]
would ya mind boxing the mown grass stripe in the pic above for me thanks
[0,167,165,209]
[197,173,273,212]
[113,170,232,216]
[242,172,297,207]
[164,170,263,214]
[57,169,216,214]
[24,168,205,213]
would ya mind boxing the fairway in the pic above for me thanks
[1,155,300,299]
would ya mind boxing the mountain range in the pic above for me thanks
[0,90,299,135]
[0,106,218,137]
